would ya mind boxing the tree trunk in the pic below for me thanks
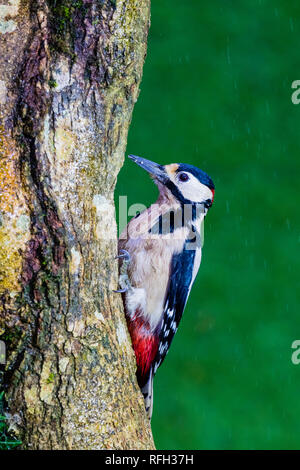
[0,0,154,450]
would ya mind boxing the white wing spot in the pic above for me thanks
[167,309,173,318]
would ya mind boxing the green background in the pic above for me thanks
[115,0,300,449]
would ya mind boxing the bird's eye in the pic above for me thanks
[178,172,189,182]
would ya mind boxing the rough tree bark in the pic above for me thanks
[0,0,154,449]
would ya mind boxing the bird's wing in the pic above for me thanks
[152,239,200,375]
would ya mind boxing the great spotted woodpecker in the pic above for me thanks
[116,155,215,418]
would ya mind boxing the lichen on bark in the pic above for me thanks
[0,124,31,297]
[0,0,154,450]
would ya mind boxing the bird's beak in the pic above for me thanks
[128,155,168,184]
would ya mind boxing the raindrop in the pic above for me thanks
[257,143,261,159]
[226,38,231,65]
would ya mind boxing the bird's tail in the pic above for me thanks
[141,368,154,419]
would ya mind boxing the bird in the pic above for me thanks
[116,154,215,419]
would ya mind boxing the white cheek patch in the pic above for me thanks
[178,174,212,203]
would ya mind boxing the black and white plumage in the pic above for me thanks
[117,155,215,419]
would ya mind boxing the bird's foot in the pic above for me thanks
[115,249,131,262]
[113,287,128,293]
[114,249,131,293]
[113,273,132,294]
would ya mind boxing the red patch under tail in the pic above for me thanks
[125,309,159,388]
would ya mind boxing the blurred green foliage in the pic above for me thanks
[0,392,21,450]
[115,0,300,449]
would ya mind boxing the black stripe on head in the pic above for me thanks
[177,163,215,190]
[165,179,192,205]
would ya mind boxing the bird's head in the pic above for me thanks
[128,155,215,210]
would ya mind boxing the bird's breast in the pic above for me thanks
[122,227,188,331]
[118,204,204,332]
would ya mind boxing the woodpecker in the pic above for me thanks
[116,155,215,419]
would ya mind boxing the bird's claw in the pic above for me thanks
[114,250,131,293]
[115,249,131,262]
